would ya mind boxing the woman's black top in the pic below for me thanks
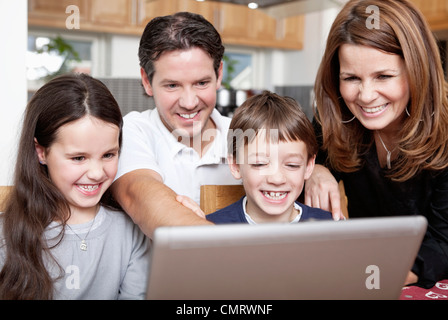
[314,121,448,288]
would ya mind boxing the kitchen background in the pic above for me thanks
[1,0,447,186]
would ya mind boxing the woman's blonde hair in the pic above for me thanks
[314,0,448,181]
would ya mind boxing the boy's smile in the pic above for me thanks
[229,133,315,223]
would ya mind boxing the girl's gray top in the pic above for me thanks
[0,206,150,299]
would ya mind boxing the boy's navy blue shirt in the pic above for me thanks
[206,197,333,224]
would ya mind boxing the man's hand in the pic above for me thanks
[176,195,206,219]
[111,169,212,238]
[304,164,343,220]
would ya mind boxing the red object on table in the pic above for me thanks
[400,279,448,300]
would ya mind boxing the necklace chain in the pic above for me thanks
[376,131,396,170]
[67,214,97,251]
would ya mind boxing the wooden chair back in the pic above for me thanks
[339,180,349,219]
[200,184,245,215]
[0,186,13,212]
[200,181,349,218]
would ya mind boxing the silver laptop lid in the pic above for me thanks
[147,216,427,300]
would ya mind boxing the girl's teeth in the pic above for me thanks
[263,191,287,200]
[79,185,99,191]
[361,104,387,113]
[180,112,198,119]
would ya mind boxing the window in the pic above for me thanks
[222,48,254,90]
[27,31,96,93]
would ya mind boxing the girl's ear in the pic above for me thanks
[227,155,242,180]
[140,67,154,97]
[34,138,46,165]
[304,154,316,180]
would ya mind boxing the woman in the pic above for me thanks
[305,0,448,288]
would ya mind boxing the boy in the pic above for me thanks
[207,91,332,224]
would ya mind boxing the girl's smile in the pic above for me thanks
[36,116,120,223]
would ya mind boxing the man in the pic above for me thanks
[111,12,236,237]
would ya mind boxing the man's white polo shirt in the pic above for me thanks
[115,108,238,204]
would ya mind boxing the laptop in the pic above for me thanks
[146,216,427,300]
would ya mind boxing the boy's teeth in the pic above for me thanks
[79,185,99,191]
[263,191,287,200]
[180,112,198,119]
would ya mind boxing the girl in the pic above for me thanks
[0,73,149,299]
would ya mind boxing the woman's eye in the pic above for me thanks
[342,76,359,82]
[72,156,85,162]
[377,75,393,80]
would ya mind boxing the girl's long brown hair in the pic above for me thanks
[0,73,123,299]
[314,0,448,181]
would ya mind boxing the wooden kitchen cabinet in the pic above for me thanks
[213,1,303,49]
[278,15,305,49]
[28,0,89,27]
[249,10,304,49]
[409,0,448,31]
[89,0,133,27]
[177,0,219,23]
[29,0,304,50]
[215,2,254,44]
[251,8,278,46]
[143,0,180,23]
[29,0,145,34]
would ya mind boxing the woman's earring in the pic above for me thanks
[406,106,434,121]
[341,116,356,124]
[338,97,355,124]
[39,160,45,165]
[406,107,411,117]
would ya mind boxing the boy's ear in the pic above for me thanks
[304,154,316,180]
[140,67,153,97]
[34,138,46,164]
[227,155,242,180]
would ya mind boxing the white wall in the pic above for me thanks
[272,7,339,87]
[0,0,28,186]
[108,34,141,78]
